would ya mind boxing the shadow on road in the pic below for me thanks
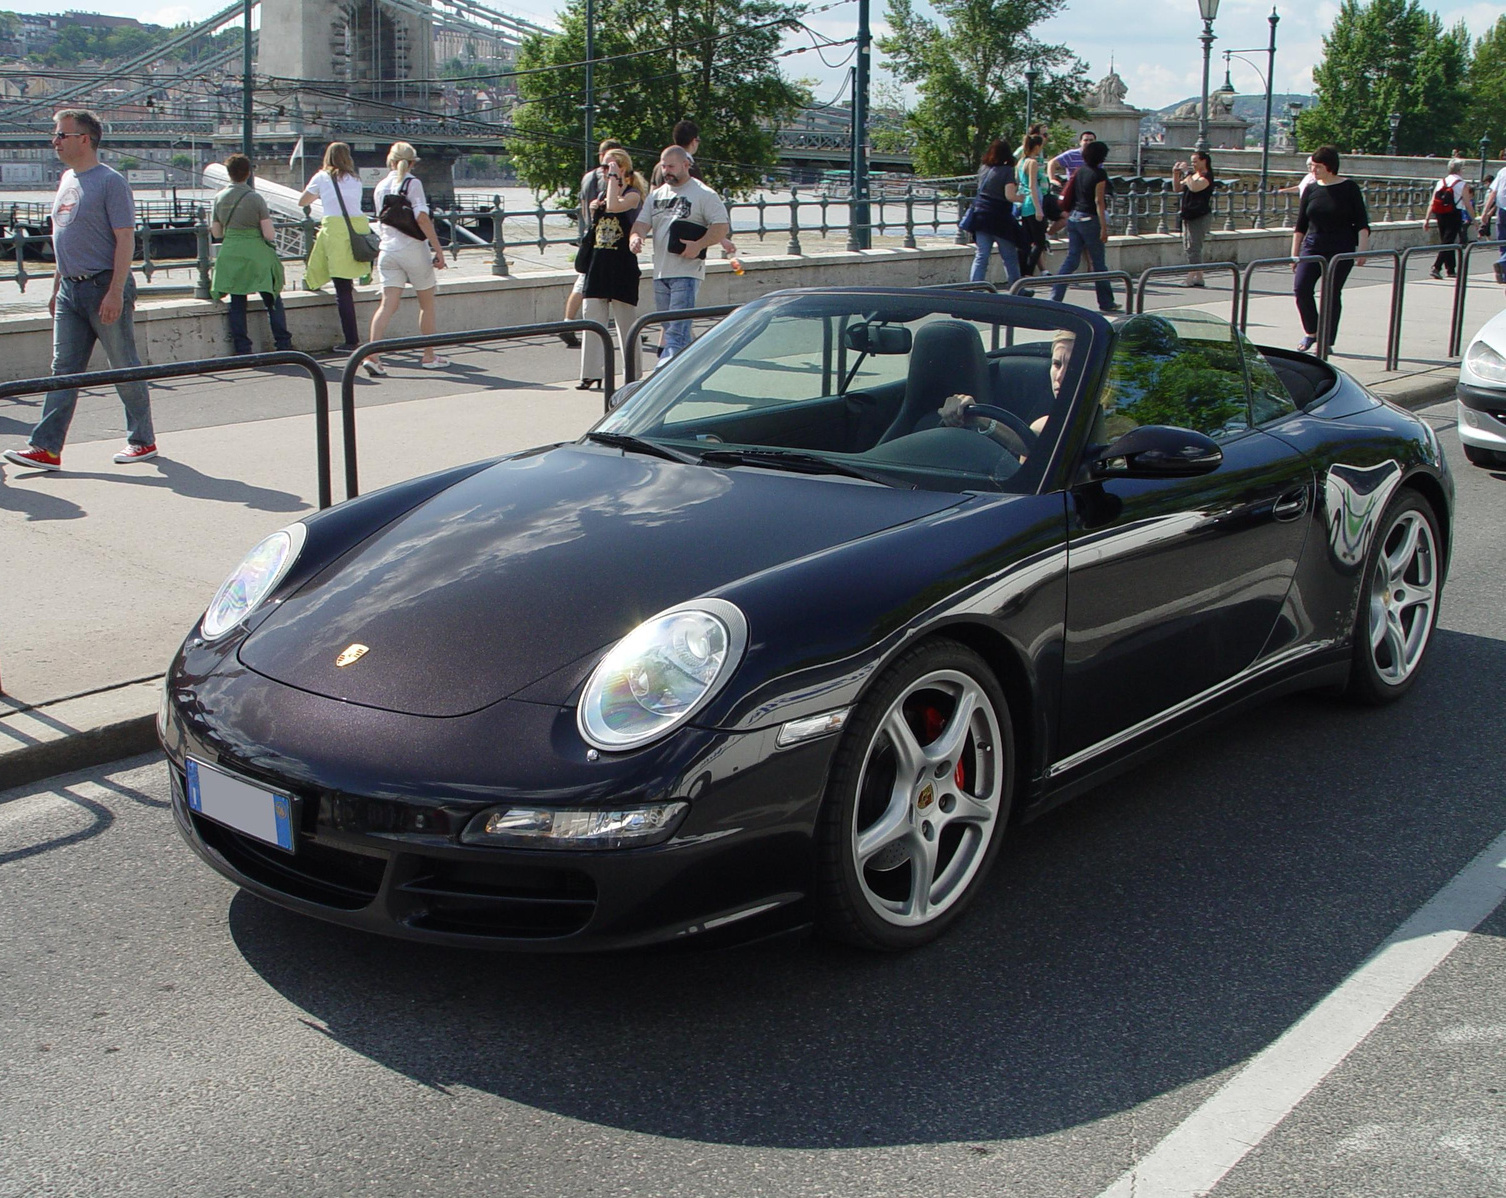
[226,627,1506,1150]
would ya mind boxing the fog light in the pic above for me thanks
[462,802,688,849]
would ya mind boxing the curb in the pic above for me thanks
[0,678,162,793]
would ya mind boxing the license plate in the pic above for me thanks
[185,758,296,853]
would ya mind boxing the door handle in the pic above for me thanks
[1273,488,1308,521]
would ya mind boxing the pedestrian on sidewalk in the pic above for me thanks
[1173,151,1215,287]
[576,147,645,390]
[363,143,450,377]
[1291,145,1370,354]
[210,152,292,357]
[298,142,370,354]
[1050,139,1120,312]
[1016,133,1050,277]
[1424,160,1470,280]
[1480,158,1506,287]
[562,137,622,349]
[965,139,1021,285]
[4,108,156,472]
[630,146,729,365]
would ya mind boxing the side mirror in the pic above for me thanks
[1092,424,1223,478]
[844,324,913,355]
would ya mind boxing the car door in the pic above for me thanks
[1055,310,1314,764]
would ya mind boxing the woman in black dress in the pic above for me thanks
[579,147,645,390]
[1291,145,1370,353]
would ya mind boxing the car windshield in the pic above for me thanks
[593,291,1099,494]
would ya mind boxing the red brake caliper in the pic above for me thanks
[921,705,969,792]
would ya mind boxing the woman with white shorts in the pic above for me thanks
[365,142,450,376]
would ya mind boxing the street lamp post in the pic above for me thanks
[1481,135,1491,188]
[1221,8,1279,228]
[1196,0,1220,155]
[1388,111,1401,157]
[1024,68,1039,133]
[241,0,253,156]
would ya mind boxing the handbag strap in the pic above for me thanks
[328,171,360,231]
[222,187,252,225]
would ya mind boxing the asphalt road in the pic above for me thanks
[1,401,1503,1198]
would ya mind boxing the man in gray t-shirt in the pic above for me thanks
[4,108,156,471]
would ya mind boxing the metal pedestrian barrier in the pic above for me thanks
[1007,270,1134,312]
[1316,249,1400,362]
[1449,238,1506,358]
[622,306,740,384]
[1238,255,1329,335]
[0,352,333,509]
[1135,262,1242,325]
[1389,244,1464,370]
[337,319,615,500]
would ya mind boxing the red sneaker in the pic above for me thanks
[113,442,158,464]
[3,445,61,471]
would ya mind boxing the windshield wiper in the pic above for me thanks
[698,448,892,485]
[585,431,698,464]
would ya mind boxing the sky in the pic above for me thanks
[4,0,1500,112]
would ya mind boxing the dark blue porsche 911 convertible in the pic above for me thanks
[160,288,1452,951]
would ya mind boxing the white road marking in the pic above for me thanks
[1096,827,1506,1198]
[1437,1024,1506,1043]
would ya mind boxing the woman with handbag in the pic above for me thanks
[576,147,645,391]
[298,141,372,354]
[965,139,1022,285]
[362,142,450,377]
[209,152,292,355]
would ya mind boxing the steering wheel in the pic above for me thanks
[958,403,1036,459]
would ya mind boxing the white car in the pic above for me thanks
[1458,306,1506,468]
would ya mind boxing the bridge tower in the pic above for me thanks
[258,0,436,119]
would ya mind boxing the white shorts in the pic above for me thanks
[376,237,436,292]
[572,272,587,294]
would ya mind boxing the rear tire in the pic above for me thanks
[1347,490,1441,705]
[815,639,1014,950]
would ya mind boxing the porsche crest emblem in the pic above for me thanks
[916,784,935,811]
[335,643,370,668]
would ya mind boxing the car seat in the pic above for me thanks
[876,320,990,444]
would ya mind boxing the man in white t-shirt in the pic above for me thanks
[1425,160,1472,279]
[1480,162,1506,283]
[629,146,729,363]
[1277,157,1315,198]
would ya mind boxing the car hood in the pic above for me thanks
[238,445,963,716]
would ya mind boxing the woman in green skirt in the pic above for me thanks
[210,153,292,355]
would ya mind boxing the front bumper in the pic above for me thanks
[1456,382,1506,450]
[162,656,836,951]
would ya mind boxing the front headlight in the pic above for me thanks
[200,523,307,640]
[577,598,748,751]
[1466,340,1506,385]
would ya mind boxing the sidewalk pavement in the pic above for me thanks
[1,274,1498,791]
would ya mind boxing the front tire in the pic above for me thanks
[1347,490,1441,704]
[816,639,1014,950]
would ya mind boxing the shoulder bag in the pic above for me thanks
[378,176,427,243]
[331,174,380,263]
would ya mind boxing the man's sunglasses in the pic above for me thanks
[51,131,88,141]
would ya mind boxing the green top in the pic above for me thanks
[213,183,271,230]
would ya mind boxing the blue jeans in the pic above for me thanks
[652,275,700,361]
[33,271,154,454]
[227,292,293,355]
[1051,217,1117,309]
[970,232,1022,284]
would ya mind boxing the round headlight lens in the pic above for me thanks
[578,600,748,751]
[201,523,307,640]
[1465,340,1506,385]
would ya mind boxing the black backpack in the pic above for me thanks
[378,176,427,242]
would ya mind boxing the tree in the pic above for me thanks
[170,154,195,172]
[507,0,808,201]
[1466,16,1506,159]
[1297,0,1469,156]
[877,0,1088,178]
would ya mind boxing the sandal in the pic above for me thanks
[363,360,387,378]
[576,378,600,391]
